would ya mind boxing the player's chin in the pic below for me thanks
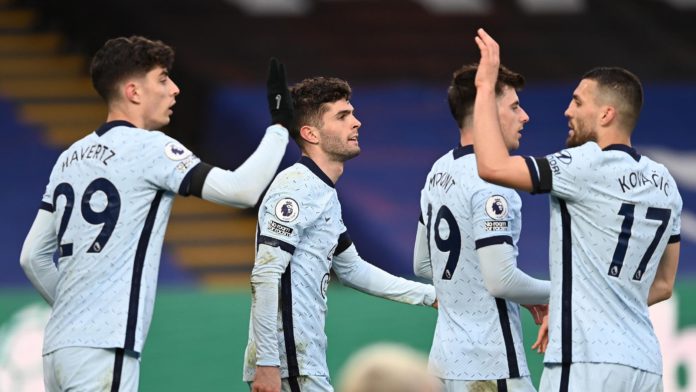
[342,147,361,161]
[565,135,583,148]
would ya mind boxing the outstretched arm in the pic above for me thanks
[472,28,533,192]
[477,243,550,305]
[181,58,292,208]
[334,243,436,306]
[20,209,59,305]
[198,124,288,208]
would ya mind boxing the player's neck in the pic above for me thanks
[302,152,344,184]
[597,129,632,149]
[459,129,473,147]
[106,108,145,130]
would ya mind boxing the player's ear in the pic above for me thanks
[124,81,140,104]
[299,125,319,145]
[599,105,616,126]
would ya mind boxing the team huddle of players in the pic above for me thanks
[20,28,681,392]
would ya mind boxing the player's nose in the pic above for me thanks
[520,107,530,124]
[353,116,362,129]
[171,80,180,96]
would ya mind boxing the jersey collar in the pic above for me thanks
[95,120,136,136]
[453,144,474,160]
[299,156,335,188]
[603,144,641,162]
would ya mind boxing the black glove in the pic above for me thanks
[266,57,294,129]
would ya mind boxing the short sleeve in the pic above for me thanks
[670,185,683,241]
[470,186,518,249]
[142,132,201,194]
[257,178,322,253]
[527,143,597,201]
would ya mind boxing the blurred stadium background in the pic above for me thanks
[0,0,694,390]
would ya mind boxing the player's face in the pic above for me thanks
[564,79,599,148]
[317,99,362,162]
[139,66,180,130]
[496,86,529,151]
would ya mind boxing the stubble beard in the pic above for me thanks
[565,120,598,148]
[324,135,361,162]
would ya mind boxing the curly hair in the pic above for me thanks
[90,36,175,102]
[289,77,352,145]
[447,63,525,129]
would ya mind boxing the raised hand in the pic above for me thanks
[266,57,294,129]
[473,28,500,91]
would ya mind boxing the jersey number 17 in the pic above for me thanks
[608,202,671,281]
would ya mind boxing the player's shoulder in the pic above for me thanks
[640,153,672,175]
[262,163,327,224]
[474,179,521,210]
[266,163,317,200]
[548,142,599,162]
[482,180,519,198]
[639,154,683,202]
[426,147,476,180]
[541,142,602,179]
[125,130,194,162]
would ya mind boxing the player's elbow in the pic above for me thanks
[19,243,36,272]
[233,192,260,208]
[661,288,673,302]
[655,283,673,302]
[413,265,431,280]
[218,185,261,208]
[19,251,30,271]
[486,286,509,299]
[483,279,509,299]
[477,164,505,185]
[649,280,673,305]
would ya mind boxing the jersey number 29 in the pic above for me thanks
[53,178,121,257]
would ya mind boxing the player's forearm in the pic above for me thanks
[648,242,679,306]
[413,221,433,280]
[250,244,291,366]
[334,245,436,306]
[472,85,509,176]
[251,280,282,366]
[478,243,550,305]
[20,210,59,305]
[201,125,288,207]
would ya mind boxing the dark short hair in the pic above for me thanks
[447,63,525,129]
[582,67,643,131]
[90,36,175,102]
[289,77,352,145]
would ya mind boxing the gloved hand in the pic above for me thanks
[266,57,294,129]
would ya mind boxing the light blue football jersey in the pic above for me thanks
[243,156,348,380]
[419,145,529,380]
[39,121,200,355]
[525,142,682,374]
